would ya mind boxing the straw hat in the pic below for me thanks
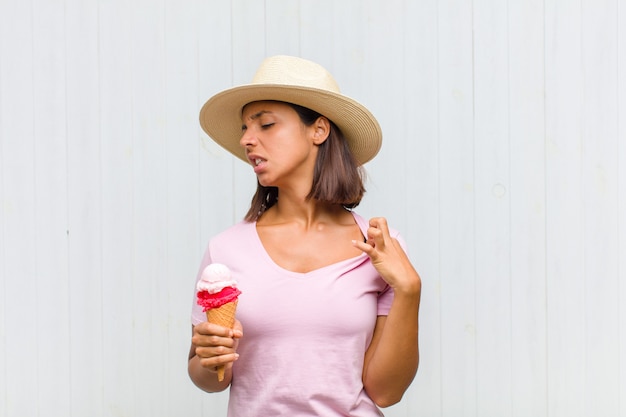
[199,55,382,165]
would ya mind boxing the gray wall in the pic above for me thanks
[1,0,624,416]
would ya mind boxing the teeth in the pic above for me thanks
[254,158,263,166]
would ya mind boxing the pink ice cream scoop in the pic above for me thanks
[196,263,241,311]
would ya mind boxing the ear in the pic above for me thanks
[311,116,331,145]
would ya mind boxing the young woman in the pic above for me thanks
[188,56,421,416]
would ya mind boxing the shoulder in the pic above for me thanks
[350,211,402,239]
[208,220,256,248]
[199,220,261,269]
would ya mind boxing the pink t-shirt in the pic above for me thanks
[191,212,401,417]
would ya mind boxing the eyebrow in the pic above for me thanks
[247,110,272,121]
[241,110,273,129]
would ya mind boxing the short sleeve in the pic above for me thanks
[377,285,394,315]
[191,244,213,326]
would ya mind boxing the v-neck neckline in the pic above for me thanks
[251,211,369,277]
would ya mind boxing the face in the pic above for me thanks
[239,101,325,188]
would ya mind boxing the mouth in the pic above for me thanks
[248,155,267,172]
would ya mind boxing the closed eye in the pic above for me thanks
[261,123,274,129]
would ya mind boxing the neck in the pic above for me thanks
[260,190,345,228]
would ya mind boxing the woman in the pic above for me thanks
[188,55,421,416]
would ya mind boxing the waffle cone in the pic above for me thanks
[206,300,238,381]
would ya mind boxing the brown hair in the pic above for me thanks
[244,102,366,222]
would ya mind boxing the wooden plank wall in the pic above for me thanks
[0,1,624,416]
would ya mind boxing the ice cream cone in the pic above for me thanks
[197,263,241,382]
[206,300,238,381]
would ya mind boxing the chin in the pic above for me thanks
[256,176,274,187]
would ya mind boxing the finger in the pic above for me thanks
[232,319,244,339]
[193,323,238,347]
[196,321,236,337]
[369,217,391,238]
[197,350,239,369]
[352,238,374,255]
[195,340,237,357]
[194,329,239,357]
[366,224,385,248]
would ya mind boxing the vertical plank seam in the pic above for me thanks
[616,0,623,414]
[505,0,514,415]
[541,1,549,415]
[470,0,478,415]
[435,0,444,414]
[29,0,41,413]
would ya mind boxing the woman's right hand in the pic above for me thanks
[191,319,243,371]
[188,320,243,391]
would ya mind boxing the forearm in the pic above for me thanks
[363,290,420,407]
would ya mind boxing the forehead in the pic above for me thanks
[241,101,294,120]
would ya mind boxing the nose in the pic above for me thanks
[239,127,258,149]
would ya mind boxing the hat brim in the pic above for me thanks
[199,84,382,165]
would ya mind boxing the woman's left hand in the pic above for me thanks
[352,217,421,295]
